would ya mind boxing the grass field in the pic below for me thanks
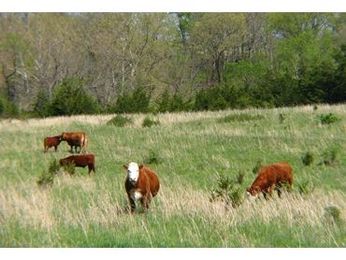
[0,104,345,247]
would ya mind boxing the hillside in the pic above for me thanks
[0,104,345,247]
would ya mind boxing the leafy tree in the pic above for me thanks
[49,78,99,116]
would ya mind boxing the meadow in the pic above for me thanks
[0,104,345,247]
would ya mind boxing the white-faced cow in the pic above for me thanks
[123,162,160,213]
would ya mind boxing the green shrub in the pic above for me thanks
[0,95,19,118]
[301,152,314,166]
[324,206,343,226]
[218,114,264,123]
[113,86,151,113]
[321,146,339,166]
[62,161,76,175]
[33,90,50,117]
[143,149,163,165]
[37,171,55,187]
[37,159,60,187]
[318,113,341,125]
[107,114,132,127]
[49,77,99,116]
[210,173,244,209]
[142,116,160,128]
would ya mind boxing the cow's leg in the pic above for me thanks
[87,164,95,175]
[277,187,282,198]
[54,145,58,152]
[128,195,136,213]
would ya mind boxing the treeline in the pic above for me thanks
[0,13,345,117]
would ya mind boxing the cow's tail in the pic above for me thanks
[81,134,88,153]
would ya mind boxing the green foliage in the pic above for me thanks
[301,152,314,166]
[49,78,99,116]
[156,90,191,113]
[321,146,339,166]
[107,114,132,127]
[318,113,341,125]
[210,173,244,209]
[62,161,76,175]
[324,206,343,226]
[143,149,163,165]
[37,159,60,187]
[279,113,286,124]
[33,90,50,117]
[0,95,19,118]
[142,116,160,128]
[113,86,151,113]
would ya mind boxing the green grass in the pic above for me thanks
[0,104,345,247]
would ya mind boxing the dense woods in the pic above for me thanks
[0,13,345,117]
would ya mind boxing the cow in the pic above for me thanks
[123,162,160,213]
[59,154,95,175]
[44,135,62,153]
[61,132,88,153]
[246,162,293,200]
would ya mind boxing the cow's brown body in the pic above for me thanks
[44,135,62,152]
[61,132,88,153]
[247,162,293,199]
[59,154,95,175]
[124,163,160,212]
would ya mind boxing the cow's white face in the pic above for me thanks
[127,162,140,184]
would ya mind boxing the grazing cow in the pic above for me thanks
[61,132,88,153]
[59,154,95,175]
[44,135,62,153]
[246,162,293,200]
[123,162,160,213]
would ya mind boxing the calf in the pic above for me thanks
[123,162,160,213]
[246,162,293,200]
[59,154,95,175]
[44,135,62,153]
[61,131,88,153]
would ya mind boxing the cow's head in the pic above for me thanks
[123,162,143,185]
[246,186,259,198]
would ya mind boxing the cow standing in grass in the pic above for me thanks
[246,162,293,200]
[61,132,88,153]
[44,135,62,152]
[59,154,95,175]
[123,162,160,213]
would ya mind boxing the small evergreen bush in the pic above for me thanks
[210,173,244,209]
[142,116,160,128]
[37,159,60,187]
[301,152,314,166]
[107,114,132,127]
[318,113,341,125]
[143,150,163,165]
[320,146,340,166]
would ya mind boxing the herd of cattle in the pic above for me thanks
[44,131,293,212]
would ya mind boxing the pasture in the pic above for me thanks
[0,104,345,247]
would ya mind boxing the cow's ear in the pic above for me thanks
[139,164,144,169]
[123,164,128,170]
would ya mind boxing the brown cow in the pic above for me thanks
[44,135,62,152]
[61,132,88,153]
[59,154,95,175]
[246,162,293,200]
[123,162,160,213]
